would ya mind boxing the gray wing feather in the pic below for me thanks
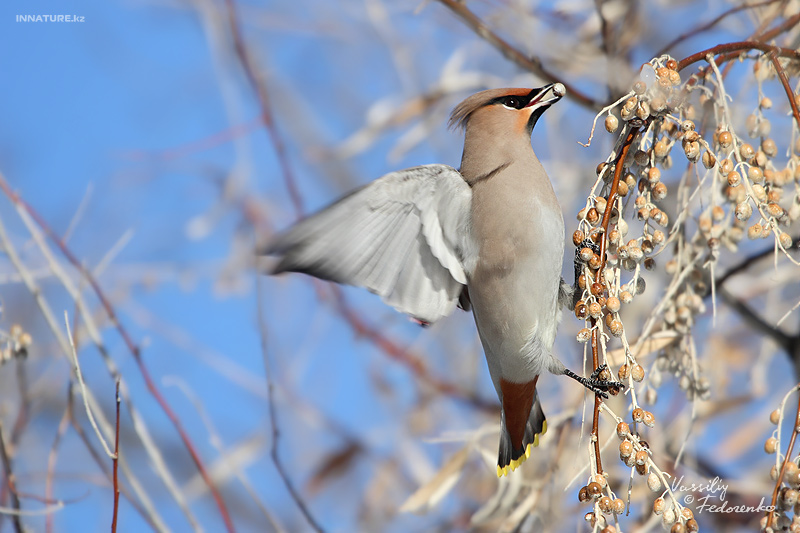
[266,164,472,323]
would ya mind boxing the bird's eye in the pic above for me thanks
[503,97,521,109]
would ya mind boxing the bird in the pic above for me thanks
[265,84,619,477]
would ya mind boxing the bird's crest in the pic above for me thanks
[448,88,533,130]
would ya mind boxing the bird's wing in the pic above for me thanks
[266,164,473,324]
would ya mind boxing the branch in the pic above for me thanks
[255,274,325,533]
[112,379,121,533]
[222,0,303,217]
[0,175,232,532]
[0,422,22,533]
[677,40,800,70]
[435,0,600,110]
[656,0,781,57]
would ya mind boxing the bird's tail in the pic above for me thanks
[496,391,547,477]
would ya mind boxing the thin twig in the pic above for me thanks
[112,379,121,533]
[435,0,600,110]
[0,422,22,533]
[222,0,303,217]
[329,286,496,412]
[256,273,325,532]
[45,404,70,533]
[656,0,781,57]
[0,174,234,533]
[64,312,115,459]
[755,10,800,42]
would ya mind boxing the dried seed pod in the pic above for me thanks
[631,364,645,382]
[761,96,773,109]
[683,140,700,161]
[609,320,624,337]
[780,232,793,248]
[588,302,602,318]
[670,524,686,533]
[642,410,655,427]
[575,301,588,319]
[683,130,699,143]
[606,296,621,313]
[605,114,619,133]
[577,328,592,343]
[617,180,629,197]
[653,497,665,515]
[654,140,669,159]
[620,290,633,304]
[735,201,752,221]
[652,230,665,245]
[595,196,607,214]
[619,439,633,458]
[748,223,763,240]
[587,481,602,498]
[718,130,733,148]
[765,437,778,454]
[635,450,648,466]
[636,101,650,120]
[740,143,755,159]
[767,202,784,218]
[702,150,716,169]
[632,407,644,423]
[771,409,782,424]
[647,472,662,492]
[587,207,600,225]
[719,158,733,174]
[573,230,585,246]
[748,166,764,183]
[647,167,661,185]
[613,498,625,514]
[762,138,777,157]
[578,486,590,502]
[616,422,630,438]
[746,113,758,137]
[662,508,677,527]
[652,182,668,201]
[599,496,613,514]
[752,183,767,203]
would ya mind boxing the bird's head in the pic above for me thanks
[449,84,566,138]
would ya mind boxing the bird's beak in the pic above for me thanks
[525,83,566,108]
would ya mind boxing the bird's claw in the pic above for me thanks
[564,365,625,399]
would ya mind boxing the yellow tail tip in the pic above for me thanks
[541,419,548,436]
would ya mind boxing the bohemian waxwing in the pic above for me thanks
[266,84,620,477]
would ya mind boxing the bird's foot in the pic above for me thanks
[564,365,624,399]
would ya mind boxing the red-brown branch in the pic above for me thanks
[767,51,800,130]
[767,387,800,528]
[330,286,496,413]
[0,177,236,533]
[112,379,121,533]
[590,127,638,475]
[677,40,800,71]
